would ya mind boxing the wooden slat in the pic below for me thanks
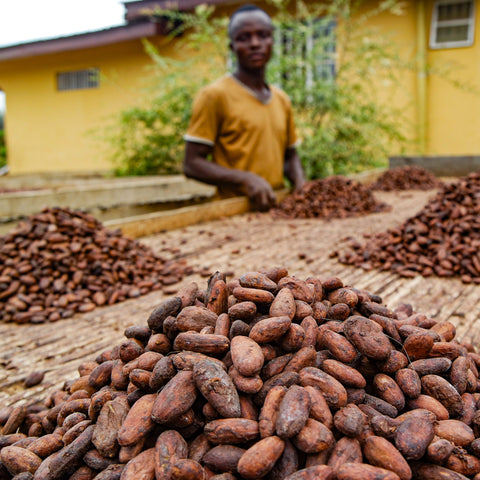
[105,197,252,237]
[105,190,290,238]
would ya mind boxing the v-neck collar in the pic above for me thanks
[229,74,272,105]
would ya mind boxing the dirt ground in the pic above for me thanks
[1,187,479,408]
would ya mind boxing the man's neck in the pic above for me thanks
[233,68,270,102]
[233,68,267,91]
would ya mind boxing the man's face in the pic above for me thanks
[229,10,273,71]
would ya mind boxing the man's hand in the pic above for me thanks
[184,142,277,210]
[241,172,277,211]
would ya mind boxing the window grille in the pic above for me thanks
[430,0,475,48]
[273,19,336,88]
[57,68,100,91]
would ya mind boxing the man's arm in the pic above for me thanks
[284,147,306,192]
[183,141,277,210]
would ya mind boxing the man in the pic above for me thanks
[183,4,305,211]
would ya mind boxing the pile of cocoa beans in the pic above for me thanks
[335,172,480,283]
[370,166,444,191]
[271,176,390,219]
[0,207,192,323]
[2,268,480,479]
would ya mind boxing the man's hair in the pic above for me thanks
[228,4,272,38]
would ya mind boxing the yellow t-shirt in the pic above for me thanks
[184,75,298,190]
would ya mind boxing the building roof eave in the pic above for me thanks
[124,0,238,21]
[0,21,166,62]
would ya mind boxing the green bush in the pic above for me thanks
[109,6,228,176]
[108,0,407,179]
[267,0,407,178]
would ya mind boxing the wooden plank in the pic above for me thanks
[0,176,215,221]
[105,197,251,238]
[105,190,290,238]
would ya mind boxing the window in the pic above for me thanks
[273,19,336,88]
[57,68,100,91]
[430,0,475,49]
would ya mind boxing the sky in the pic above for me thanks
[0,0,131,112]
[0,0,128,47]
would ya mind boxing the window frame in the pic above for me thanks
[429,0,476,49]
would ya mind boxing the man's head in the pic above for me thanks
[228,5,274,72]
[228,4,272,39]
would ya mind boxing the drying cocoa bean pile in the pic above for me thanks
[0,207,192,324]
[2,268,480,480]
[370,166,444,191]
[335,172,480,283]
[271,176,390,219]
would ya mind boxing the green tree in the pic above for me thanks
[108,0,407,179]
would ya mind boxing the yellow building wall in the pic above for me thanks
[0,38,176,175]
[425,0,480,155]
[333,0,480,157]
[358,1,420,155]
